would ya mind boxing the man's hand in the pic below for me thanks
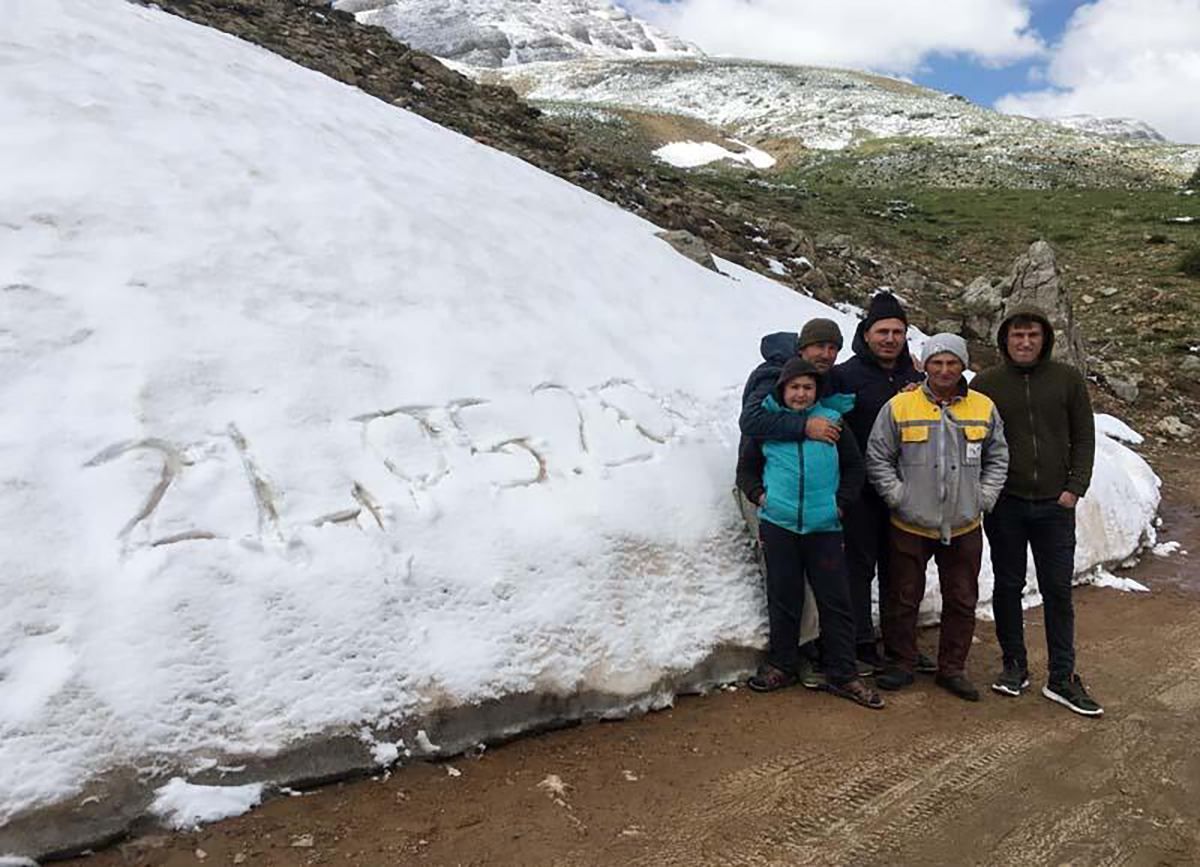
[1057,491,1079,509]
[806,415,841,443]
[757,492,766,507]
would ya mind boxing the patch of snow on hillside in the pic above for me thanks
[150,779,265,830]
[1052,115,1166,142]
[1095,413,1144,445]
[653,139,775,168]
[0,0,1162,829]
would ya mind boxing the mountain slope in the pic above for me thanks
[483,58,1200,188]
[333,0,701,66]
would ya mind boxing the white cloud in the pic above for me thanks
[996,0,1200,143]
[622,0,1044,74]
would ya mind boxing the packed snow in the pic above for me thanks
[653,139,776,169]
[0,0,1161,833]
[1095,413,1144,445]
[150,779,265,830]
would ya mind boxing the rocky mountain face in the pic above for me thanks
[331,0,701,67]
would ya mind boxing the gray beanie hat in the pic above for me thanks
[921,333,969,367]
[798,317,844,350]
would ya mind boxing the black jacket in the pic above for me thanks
[825,323,923,447]
[738,331,834,439]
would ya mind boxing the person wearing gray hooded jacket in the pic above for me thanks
[865,334,1009,701]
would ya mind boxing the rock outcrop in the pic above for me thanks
[961,241,1088,374]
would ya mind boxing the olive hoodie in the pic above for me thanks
[971,305,1095,500]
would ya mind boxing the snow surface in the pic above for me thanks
[653,139,775,169]
[150,779,265,830]
[1095,413,1144,445]
[0,0,1161,826]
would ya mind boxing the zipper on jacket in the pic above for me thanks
[1025,373,1039,489]
[796,441,805,531]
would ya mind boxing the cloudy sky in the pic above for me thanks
[621,0,1200,144]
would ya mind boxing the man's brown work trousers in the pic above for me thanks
[883,524,983,677]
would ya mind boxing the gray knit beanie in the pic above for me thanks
[921,333,970,367]
[798,317,844,350]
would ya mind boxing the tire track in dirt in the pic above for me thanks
[901,615,1200,866]
[634,725,1054,866]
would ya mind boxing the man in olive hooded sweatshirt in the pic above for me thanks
[972,305,1102,716]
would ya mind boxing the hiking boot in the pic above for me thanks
[915,652,937,675]
[875,667,915,691]
[991,661,1030,697]
[796,658,826,690]
[747,664,798,693]
[826,677,885,710]
[935,673,980,702]
[1043,674,1103,716]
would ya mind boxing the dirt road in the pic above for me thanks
[70,487,1200,866]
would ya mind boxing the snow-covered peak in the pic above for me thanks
[1050,114,1167,142]
[332,0,702,67]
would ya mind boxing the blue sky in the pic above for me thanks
[622,0,1200,142]
[915,0,1079,106]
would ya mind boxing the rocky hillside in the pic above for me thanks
[481,58,1200,189]
[331,0,701,66]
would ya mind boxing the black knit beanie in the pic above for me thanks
[863,292,908,330]
[776,357,823,391]
[798,317,844,350]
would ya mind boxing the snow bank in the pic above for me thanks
[653,139,776,169]
[0,0,1159,835]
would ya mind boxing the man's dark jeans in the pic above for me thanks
[841,487,891,655]
[983,493,1077,682]
[759,522,858,684]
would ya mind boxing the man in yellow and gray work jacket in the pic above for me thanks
[865,333,1009,702]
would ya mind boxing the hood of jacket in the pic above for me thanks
[996,304,1056,366]
[759,331,800,365]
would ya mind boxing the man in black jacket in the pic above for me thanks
[743,294,925,671]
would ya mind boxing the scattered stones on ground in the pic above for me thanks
[1158,416,1195,438]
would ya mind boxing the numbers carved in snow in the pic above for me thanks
[85,381,695,552]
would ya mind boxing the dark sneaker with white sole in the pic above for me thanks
[1043,673,1103,716]
[991,661,1031,697]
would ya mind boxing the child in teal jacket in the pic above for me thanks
[739,358,882,709]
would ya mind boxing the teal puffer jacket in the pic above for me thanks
[759,394,854,535]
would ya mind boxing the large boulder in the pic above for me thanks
[963,241,1088,374]
[1002,241,1088,374]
